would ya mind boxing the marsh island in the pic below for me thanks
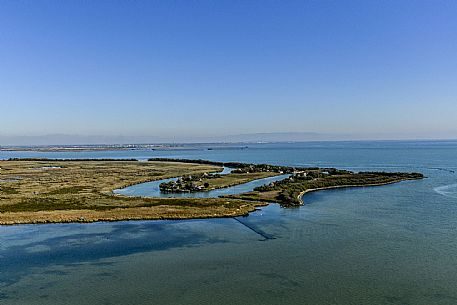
[0,158,423,225]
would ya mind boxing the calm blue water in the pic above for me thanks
[113,166,234,198]
[1,141,457,305]
[114,174,289,198]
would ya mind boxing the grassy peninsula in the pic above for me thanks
[151,159,424,206]
[0,158,423,225]
[229,171,424,205]
[0,159,279,224]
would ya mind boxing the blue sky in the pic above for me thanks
[1,0,456,141]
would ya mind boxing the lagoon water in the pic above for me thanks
[1,141,457,304]
[113,173,290,198]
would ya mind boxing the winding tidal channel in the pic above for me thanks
[113,167,289,198]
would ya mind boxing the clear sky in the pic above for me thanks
[1,0,456,142]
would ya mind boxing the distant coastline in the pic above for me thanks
[0,144,251,152]
[2,139,457,153]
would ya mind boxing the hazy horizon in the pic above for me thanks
[1,1,457,141]
[1,131,457,146]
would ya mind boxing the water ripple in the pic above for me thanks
[434,183,457,199]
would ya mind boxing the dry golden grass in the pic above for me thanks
[0,160,266,224]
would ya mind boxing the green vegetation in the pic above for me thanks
[160,172,277,192]
[0,186,19,195]
[0,159,268,224]
[230,171,424,206]
[0,158,424,224]
[149,158,314,173]
[0,160,209,211]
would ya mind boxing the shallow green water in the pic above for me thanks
[1,141,457,304]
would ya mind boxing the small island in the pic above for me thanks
[0,158,424,225]
[155,160,291,193]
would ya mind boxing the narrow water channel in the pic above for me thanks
[113,167,289,198]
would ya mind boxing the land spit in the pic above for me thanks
[0,159,423,225]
